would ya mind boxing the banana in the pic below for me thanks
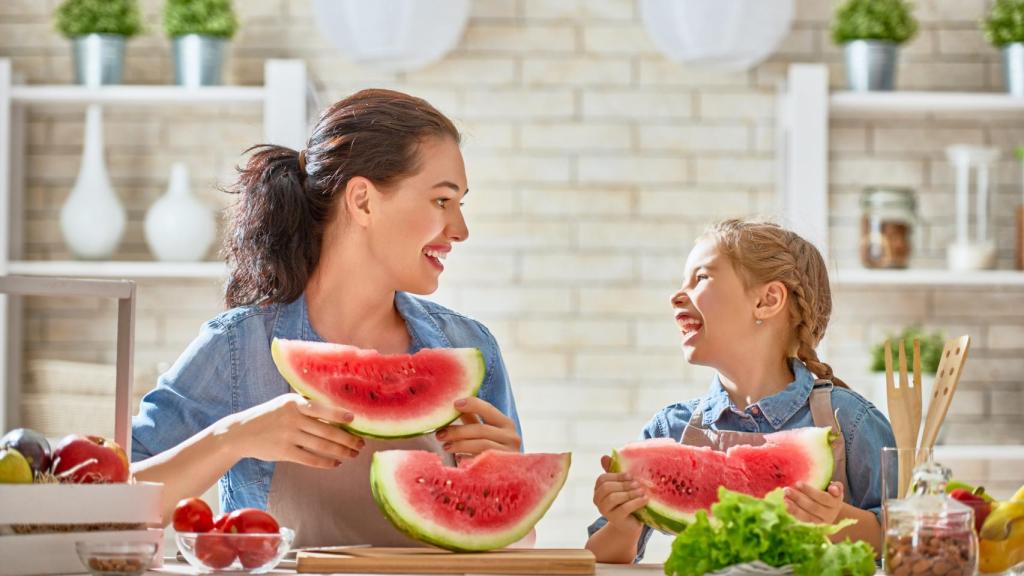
[1011,485,1024,503]
[980,501,1024,541]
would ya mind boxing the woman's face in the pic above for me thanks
[367,136,469,295]
[670,239,757,366]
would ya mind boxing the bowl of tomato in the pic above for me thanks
[172,498,293,574]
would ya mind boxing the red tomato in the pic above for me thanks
[223,508,280,534]
[172,497,214,533]
[223,508,282,569]
[194,530,236,569]
[237,534,280,569]
[212,512,229,531]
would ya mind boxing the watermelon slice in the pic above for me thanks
[271,339,485,438]
[611,426,835,534]
[370,450,571,551]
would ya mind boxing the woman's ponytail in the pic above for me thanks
[223,144,328,308]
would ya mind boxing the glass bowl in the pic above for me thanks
[75,541,159,576]
[176,527,295,574]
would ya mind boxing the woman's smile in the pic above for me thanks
[423,244,450,271]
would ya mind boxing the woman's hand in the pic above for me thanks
[226,393,365,468]
[593,455,647,532]
[433,397,520,455]
[784,481,844,524]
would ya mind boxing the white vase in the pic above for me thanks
[144,162,216,262]
[60,105,125,260]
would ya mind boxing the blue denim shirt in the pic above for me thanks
[588,359,895,562]
[132,292,521,514]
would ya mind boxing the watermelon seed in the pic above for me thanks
[467,507,475,517]
[409,387,416,395]
[456,503,465,511]
[443,496,451,504]
[482,489,490,497]
[445,480,452,487]
[417,477,425,484]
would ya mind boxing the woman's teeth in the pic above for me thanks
[424,249,447,260]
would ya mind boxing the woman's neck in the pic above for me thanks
[303,247,409,354]
[716,357,795,411]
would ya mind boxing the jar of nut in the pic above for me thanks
[883,460,977,576]
[860,187,917,269]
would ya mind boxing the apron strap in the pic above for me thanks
[808,381,851,502]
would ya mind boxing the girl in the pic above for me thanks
[586,219,894,563]
[131,89,522,548]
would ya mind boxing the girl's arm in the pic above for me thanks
[832,503,882,552]
[585,521,644,564]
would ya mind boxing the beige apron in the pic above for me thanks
[266,435,454,549]
[680,382,851,501]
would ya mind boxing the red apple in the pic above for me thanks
[51,434,129,483]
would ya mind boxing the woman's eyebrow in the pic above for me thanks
[432,180,467,195]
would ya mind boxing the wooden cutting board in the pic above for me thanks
[296,547,596,575]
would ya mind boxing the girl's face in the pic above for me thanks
[670,238,759,366]
[368,136,469,295]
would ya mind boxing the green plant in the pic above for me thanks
[869,325,944,374]
[832,0,919,45]
[164,0,238,39]
[55,0,142,38]
[985,0,1024,46]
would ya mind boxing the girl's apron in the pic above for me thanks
[680,382,851,501]
[266,435,453,549]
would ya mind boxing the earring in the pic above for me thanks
[755,318,764,326]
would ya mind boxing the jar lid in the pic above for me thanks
[861,187,916,210]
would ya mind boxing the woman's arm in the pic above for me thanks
[134,393,363,523]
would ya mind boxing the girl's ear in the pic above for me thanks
[754,280,788,321]
[344,176,373,227]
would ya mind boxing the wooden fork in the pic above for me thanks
[885,339,915,498]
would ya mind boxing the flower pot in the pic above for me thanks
[1002,43,1024,97]
[171,34,226,87]
[144,162,216,262]
[843,40,898,91]
[60,105,126,260]
[71,34,125,86]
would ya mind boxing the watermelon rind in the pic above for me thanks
[610,426,835,535]
[370,451,571,552]
[271,339,485,439]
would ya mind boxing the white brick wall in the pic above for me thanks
[5,0,1024,560]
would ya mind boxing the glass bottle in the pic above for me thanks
[860,187,916,269]
[883,459,978,576]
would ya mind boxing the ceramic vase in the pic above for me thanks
[59,105,126,260]
[144,162,216,262]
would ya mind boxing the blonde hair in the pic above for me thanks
[701,219,847,389]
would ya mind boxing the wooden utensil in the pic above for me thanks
[296,547,596,575]
[917,335,971,466]
[885,339,914,498]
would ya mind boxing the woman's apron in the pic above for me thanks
[681,382,851,501]
[266,435,453,549]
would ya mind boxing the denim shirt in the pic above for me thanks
[588,360,895,562]
[132,292,521,514]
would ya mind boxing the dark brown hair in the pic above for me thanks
[223,89,461,308]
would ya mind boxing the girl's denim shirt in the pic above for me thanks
[588,359,896,562]
[131,292,521,514]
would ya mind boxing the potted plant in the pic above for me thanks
[983,0,1024,96]
[831,0,919,91]
[55,0,142,86]
[868,325,944,413]
[164,0,238,86]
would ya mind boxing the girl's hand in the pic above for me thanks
[226,393,365,468]
[434,397,520,455]
[784,481,844,524]
[593,455,647,532]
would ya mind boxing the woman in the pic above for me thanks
[131,89,522,548]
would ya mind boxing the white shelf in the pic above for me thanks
[6,260,226,279]
[834,268,1024,287]
[830,90,1024,116]
[10,85,265,105]
[935,445,1024,461]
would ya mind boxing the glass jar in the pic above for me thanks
[883,460,978,576]
[860,187,916,269]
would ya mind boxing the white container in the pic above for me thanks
[144,162,216,262]
[0,482,164,576]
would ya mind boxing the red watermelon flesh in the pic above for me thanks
[611,426,834,534]
[271,339,484,438]
[371,450,570,551]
